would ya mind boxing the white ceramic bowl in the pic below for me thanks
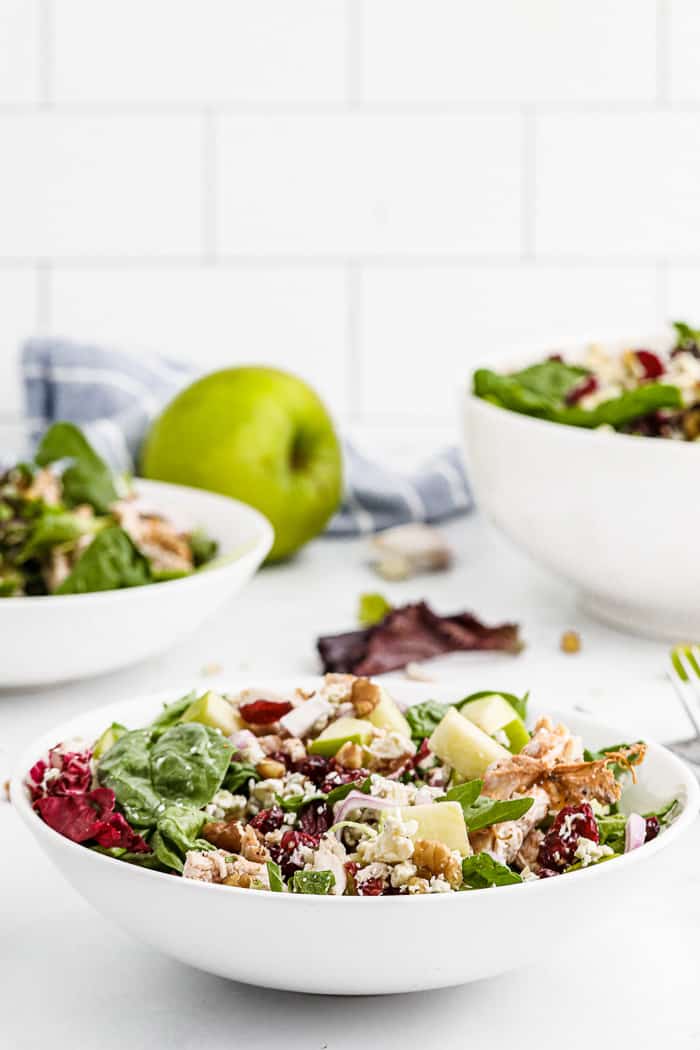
[11,679,699,995]
[1,480,273,686]
[465,334,700,640]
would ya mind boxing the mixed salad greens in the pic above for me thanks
[0,422,217,596]
[473,321,700,440]
[27,677,677,895]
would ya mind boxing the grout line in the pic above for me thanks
[201,111,218,263]
[2,99,699,118]
[656,0,671,107]
[38,0,53,108]
[345,0,363,108]
[0,254,691,269]
[520,107,536,260]
[344,264,362,421]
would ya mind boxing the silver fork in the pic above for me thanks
[666,645,700,768]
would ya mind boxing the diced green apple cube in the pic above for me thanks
[308,716,374,757]
[396,801,471,856]
[93,722,127,759]
[181,691,242,736]
[429,707,510,779]
[368,687,411,739]
[460,694,530,754]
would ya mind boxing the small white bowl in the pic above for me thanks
[465,334,700,640]
[11,679,699,995]
[0,480,273,686]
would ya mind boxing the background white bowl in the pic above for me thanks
[464,335,700,640]
[11,679,699,995]
[0,479,273,686]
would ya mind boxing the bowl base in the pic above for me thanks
[580,592,700,642]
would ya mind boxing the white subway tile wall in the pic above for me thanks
[1,1,699,426]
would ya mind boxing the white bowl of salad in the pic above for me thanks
[466,322,700,640]
[0,423,273,685]
[11,676,698,994]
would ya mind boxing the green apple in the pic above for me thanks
[429,707,510,780]
[395,802,471,856]
[367,687,411,739]
[140,367,343,562]
[93,722,127,760]
[459,694,530,754]
[180,691,242,736]
[308,717,374,757]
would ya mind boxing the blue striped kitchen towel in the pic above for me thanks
[21,338,472,535]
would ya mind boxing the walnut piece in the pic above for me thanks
[412,839,462,888]
[256,757,286,779]
[335,741,365,770]
[351,677,381,718]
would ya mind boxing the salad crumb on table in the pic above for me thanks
[26,677,678,896]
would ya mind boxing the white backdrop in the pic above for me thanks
[2,0,700,452]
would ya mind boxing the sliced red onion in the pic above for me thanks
[624,812,647,853]
[229,729,259,752]
[333,791,398,824]
[280,696,333,738]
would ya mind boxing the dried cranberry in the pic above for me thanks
[537,868,560,879]
[320,768,368,794]
[239,698,293,726]
[645,816,660,842]
[537,804,599,872]
[357,877,384,896]
[635,349,664,379]
[293,754,329,786]
[565,374,598,406]
[250,805,285,834]
[298,800,332,838]
[270,829,318,879]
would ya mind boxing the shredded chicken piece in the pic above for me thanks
[182,849,232,883]
[521,715,583,765]
[483,741,646,809]
[516,827,545,870]
[25,467,62,506]
[469,788,549,864]
[112,501,193,574]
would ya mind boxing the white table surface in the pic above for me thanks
[2,514,699,1049]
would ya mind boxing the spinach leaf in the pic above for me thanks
[461,795,534,832]
[438,779,482,810]
[91,845,168,871]
[473,367,683,430]
[35,422,118,513]
[358,592,392,627]
[267,860,284,892]
[149,691,197,731]
[150,722,233,808]
[278,792,327,814]
[289,870,335,895]
[461,853,522,888]
[56,525,151,594]
[326,776,372,807]
[456,689,529,722]
[646,799,678,825]
[223,761,260,794]
[596,813,627,853]
[156,804,207,856]
[506,360,589,401]
[17,508,101,562]
[97,728,162,827]
[405,700,450,741]
[672,320,700,352]
[150,829,186,872]
[189,528,218,567]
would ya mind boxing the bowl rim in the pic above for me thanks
[0,477,274,607]
[11,678,700,906]
[465,326,700,453]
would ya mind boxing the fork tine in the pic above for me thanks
[668,646,700,738]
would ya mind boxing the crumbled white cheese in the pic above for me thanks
[367,730,416,762]
[574,837,614,867]
[428,876,453,893]
[369,774,415,805]
[390,860,418,888]
[204,790,247,821]
[357,814,417,865]
[355,861,391,887]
